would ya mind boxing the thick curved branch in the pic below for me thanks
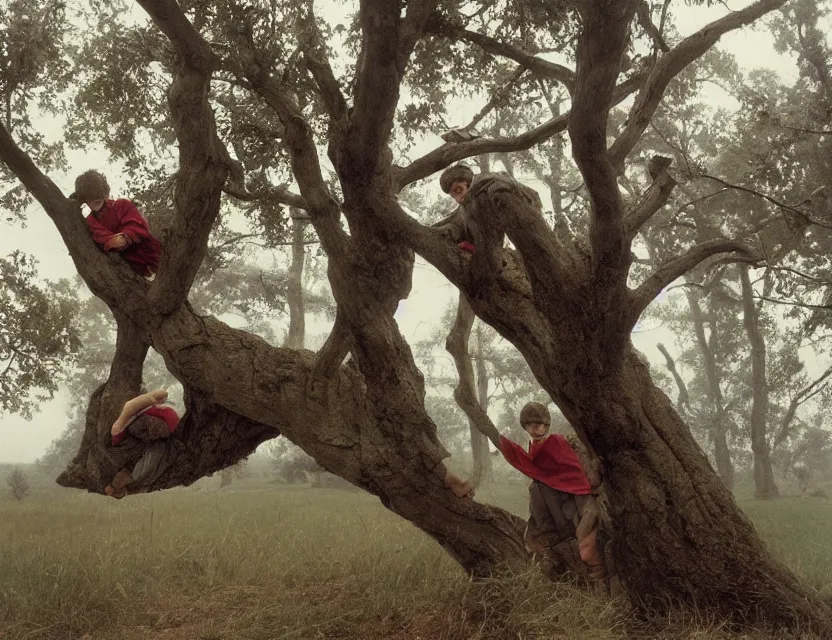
[153,67,227,311]
[396,113,569,190]
[568,1,638,287]
[137,0,231,313]
[43,192,523,575]
[445,294,502,451]
[625,167,677,238]
[467,175,574,309]
[346,0,437,182]
[59,319,151,492]
[310,306,353,389]
[657,343,690,415]
[629,239,755,323]
[135,0,219,71]
[299,6,348,122]
[149,306,526,575]
[609,0,789,169]
[393,201,552,350]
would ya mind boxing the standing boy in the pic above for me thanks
[482,401,606,591]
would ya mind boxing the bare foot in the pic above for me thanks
[104,485,127,499]
[110,469,133,492]
[445,471,476,498]
[451,480,476,499]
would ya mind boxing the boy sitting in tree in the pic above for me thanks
[482,401,607,591]
[72,170,162,279]
[105,389,180,499]
[434,163,477,254]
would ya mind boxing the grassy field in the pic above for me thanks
[1,477,831,640]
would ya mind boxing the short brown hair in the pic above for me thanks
[439,164,474,193]
[74,170,110,202]
[519,401,551,427]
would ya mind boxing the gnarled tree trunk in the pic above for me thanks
[405,170,832,633]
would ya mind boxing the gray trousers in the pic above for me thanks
[130,441,174,489]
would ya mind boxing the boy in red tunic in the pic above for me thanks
[72,170,162,279]
[497,402,606,590]
[105,389,180,499]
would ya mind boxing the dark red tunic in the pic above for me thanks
[499,434,592,495]
[85,199,161,277]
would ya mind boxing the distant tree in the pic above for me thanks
[268,439,321,484]
[787,427,832,490]
[219,460,248,488]
[6,467,30,502]
[0,253,80,418]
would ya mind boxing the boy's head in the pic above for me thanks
[520,401,551,441]
[440,164,474,204]
[74,170,110,212]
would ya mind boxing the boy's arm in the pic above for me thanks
[104,233,132,251]
[116,200,154,244]
[86,215,116,247]
[458,397,503,449]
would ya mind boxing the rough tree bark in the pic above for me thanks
[739,265,779,499]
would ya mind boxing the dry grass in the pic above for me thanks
[1,480,831,640]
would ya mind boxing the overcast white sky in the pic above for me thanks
[0,2,813,463]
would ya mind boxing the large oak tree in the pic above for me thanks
[2,0,831,634]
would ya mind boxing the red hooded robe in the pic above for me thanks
[85,199,161,277]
